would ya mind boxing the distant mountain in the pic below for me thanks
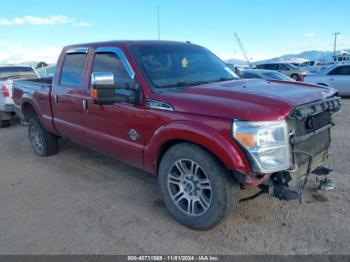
[255,49,350,64]
[0,61,38,67]
[225,49,350,66]
[225,58,248,65]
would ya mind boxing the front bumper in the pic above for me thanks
[0,103,15,113]
[287,97,341,181]
[238,96,341,189]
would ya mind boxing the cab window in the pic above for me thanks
[91,52,131,85]
[60,53,87,87]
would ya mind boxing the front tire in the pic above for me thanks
[158,143,239,230]
[291,74,300,81]
[28,117,58,156]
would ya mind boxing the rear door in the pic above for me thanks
[51,48,89,144]
[327,65,350,95]
[278,64,289,75]
[83,47,145,169]
[267,64,279,71]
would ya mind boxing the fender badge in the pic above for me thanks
[128,129,139,141]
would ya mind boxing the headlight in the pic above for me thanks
[233,120,291,173]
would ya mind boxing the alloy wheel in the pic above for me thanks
[167,159,212,216]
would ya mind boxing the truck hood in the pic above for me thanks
[153,79,337,121]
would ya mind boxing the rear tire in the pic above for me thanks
[158,142,239,230]
[28,117,58,156]
[0,120,10,128]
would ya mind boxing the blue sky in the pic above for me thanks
[0,0,349,64]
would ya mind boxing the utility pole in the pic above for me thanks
[157,5,161,40]
[332,32,341,57]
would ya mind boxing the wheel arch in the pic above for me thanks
[156,139,229,175]
[144,120,251,176]
[291,73,300,80]
[22,101,39,121]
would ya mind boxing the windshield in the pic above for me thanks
[261,71,294,81]
[0,67,37,80]
[129,43,239,89]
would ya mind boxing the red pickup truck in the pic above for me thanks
[13,41,341,229]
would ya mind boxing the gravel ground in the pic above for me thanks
[0,99,349,255]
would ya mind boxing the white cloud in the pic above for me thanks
[304,32,316,37]
[0,15,92,27]
[0,43,61,65]
[73,21,93,27]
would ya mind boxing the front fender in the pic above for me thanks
[143,120,251,176]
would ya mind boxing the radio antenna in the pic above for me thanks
[157,5,161,40]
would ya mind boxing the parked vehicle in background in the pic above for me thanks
[304,64,350,96]
[299,60,326,73]
[0,66,38,127]
[36,64,56,78]
[13,40,341,229]
[256,62,308,81]
[240,69,295,81]
[333,51,350,64]
[226,63,235,71]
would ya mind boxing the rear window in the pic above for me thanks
[0,67,37,80]
[256,64,266,69]
[328,66,350,76]
[258,64,279,70]
[60,53,87,87]
[243,71,261,79]
[261,71,294,81]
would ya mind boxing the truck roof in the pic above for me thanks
[64,40,193,50]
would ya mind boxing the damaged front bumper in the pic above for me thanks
[239,96,341,201]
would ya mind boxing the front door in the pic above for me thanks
[83,47,145,169]
[328,65,350,95]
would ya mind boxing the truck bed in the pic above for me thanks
[12,77,55,133]
[13,77,52,91]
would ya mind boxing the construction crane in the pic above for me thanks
[234,32,252,66]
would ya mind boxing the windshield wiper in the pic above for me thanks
[156,81,210,88]
[156,77,236,89]
[208,77,237,83]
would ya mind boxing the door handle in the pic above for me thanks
[82,100,88,110]
[330,78,335,81]
[54,95,59,103]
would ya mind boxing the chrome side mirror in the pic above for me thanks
[91,72,117,105]
[91,72,114,86]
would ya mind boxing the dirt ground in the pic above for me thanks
[0,99,349,255]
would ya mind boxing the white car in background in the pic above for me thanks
[239,68,296,81]
[304,64,350,96]
[299,60,327,73]
[0,66,38,127]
